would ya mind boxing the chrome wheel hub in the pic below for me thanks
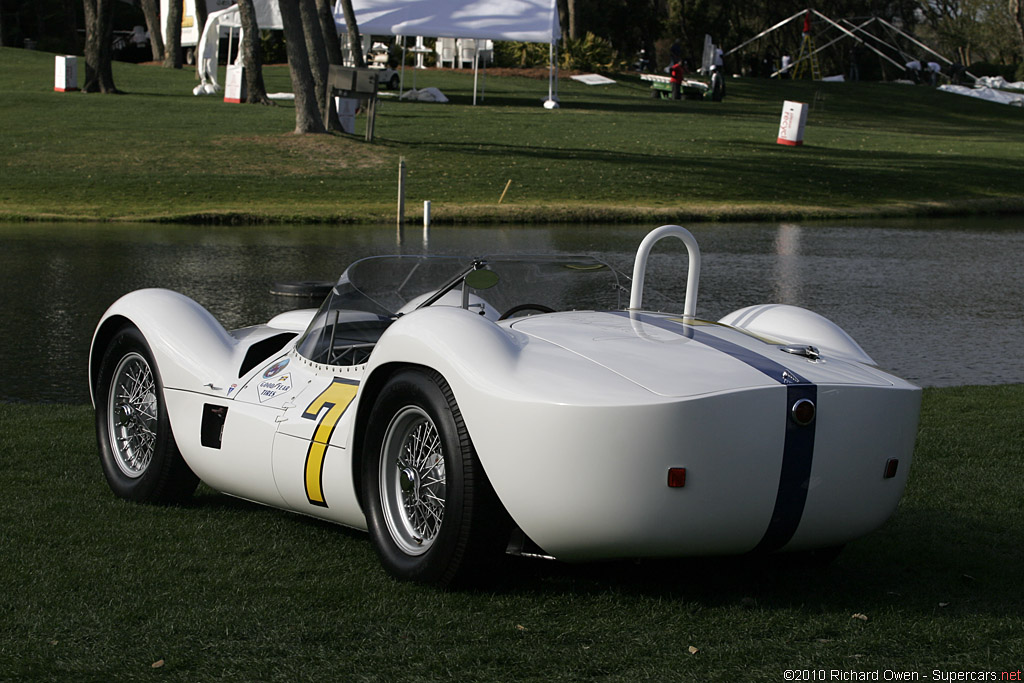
[107,352,157,478]
[380,407,446,555]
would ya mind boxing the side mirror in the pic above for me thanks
[465,269,499,290]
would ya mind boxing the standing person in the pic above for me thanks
[669,39,683,100]
[926,61,941,86]
[670,58,686,100]
[906,58,922,83]
[710,64,724,101]
[849,44,860,81]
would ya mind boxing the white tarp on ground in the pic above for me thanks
[939,84,1024,107]
[338,0,559,42]
[976,76,1024,92]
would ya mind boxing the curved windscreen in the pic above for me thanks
[295,254,626,366]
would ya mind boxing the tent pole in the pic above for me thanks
[839,18,910,71]
[875,16,952,65]
[473,43,479,105]
[874,15,977,80]
[544,39,558,107]
[399,35,406,97]
[724,9,805,57]
[810,10,864,44]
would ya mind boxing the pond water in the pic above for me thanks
[1,216,1022,403]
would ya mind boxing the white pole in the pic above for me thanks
[399,35,406,98]
[473,43,479,106]
[397,157,406,231]
[724,9,806,57]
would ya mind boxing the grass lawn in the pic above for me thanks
[0,385,1022,681]
[2,47,1024,224]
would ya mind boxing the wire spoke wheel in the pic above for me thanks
[107,352,158,478]
[94,324,198,503]
[363,369,509,586]
[379,406,447,555]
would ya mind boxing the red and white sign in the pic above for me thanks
[54,55,78,92]
[224,64,246,104]
[777,100,808,146]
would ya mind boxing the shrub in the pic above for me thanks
[559,32,620,71]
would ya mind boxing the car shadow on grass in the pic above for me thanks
[483,508,1023,618]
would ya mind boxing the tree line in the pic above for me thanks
[551,0,1023,78]
[2,0,1021,130]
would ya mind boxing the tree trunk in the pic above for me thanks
[566,0,577,40]
[299,0,329,116]
[337,0,365,67]
[194,0,208,39]
[64,0,82,54]
[193,0,208,71]
[237,0,272,104]
[556,0,569,43]
[139,0,164,61]
[163,0,183,68]
[315,0,345,130]
[1011,0,1024,59]
[278,0,326,134]
[316,0,344,66]
[83,0,119,93]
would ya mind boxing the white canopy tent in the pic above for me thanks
[194,0,561,105]
[340,0,557,42]
[338,0,561,105]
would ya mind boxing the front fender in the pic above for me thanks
[89,289,238,404]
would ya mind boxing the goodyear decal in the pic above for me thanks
[300,378,359,508]
[612,311,816,553]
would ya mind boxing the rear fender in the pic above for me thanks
[354,306,651,529]
[719,304,875,365]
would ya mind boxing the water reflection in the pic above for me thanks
[1,217,1021,403]
[772,223,803,305]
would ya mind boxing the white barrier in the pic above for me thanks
[776,100,808,146]
[54,56,78,92]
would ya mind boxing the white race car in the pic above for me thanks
[90,226,921,586]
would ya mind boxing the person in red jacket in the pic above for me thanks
[670,59,687,100]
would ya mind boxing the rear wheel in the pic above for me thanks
[362,369,508,586]
[95,324,199,503]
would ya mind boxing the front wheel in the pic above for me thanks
[362,369,508,586]
[95,324,199,503]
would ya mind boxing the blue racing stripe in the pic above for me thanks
[610,311,816,552]
[609,311,809,385]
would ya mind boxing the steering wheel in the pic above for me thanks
[498,303,556,320]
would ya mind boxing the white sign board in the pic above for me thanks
[54,55,78,92]
[777,100,808,146]
[224,64,245,103]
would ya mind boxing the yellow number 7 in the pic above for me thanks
[301,378,359,507]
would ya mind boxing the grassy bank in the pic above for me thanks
[1,385,1022,681]
[2,47,1024,224]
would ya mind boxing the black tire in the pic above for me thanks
[362,369,508,586]
[95,324,199,503]
[388,74,400,90]
[270,280,334,298]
